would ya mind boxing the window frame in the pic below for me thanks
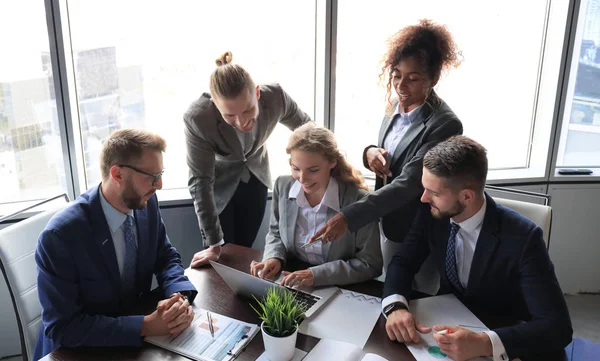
[2,0,596,219]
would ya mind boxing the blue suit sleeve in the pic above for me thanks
[36,230,144,348]
[494,226,573,358]
[153,209,197,302]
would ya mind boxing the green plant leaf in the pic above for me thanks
[250,287,305,337]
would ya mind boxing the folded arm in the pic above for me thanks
[153,208,197,301]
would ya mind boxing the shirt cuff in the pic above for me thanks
[381,294,409,319]
[483,331,509,361]
[209,240,225,247]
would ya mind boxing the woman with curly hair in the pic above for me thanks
[311,19,463,285]
[250,123,382,287]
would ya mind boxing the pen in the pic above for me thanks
[436,329,452,335]
[458,324,487,329]
[301,236,322,249]
[207,311,215,338]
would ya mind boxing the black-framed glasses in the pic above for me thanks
[119,165,164,186]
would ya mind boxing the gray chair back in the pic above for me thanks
[0,199,68,361]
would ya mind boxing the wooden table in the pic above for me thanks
[43,244,567,361]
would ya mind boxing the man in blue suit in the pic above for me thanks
[34,129,197,360]
[382,136,572,361]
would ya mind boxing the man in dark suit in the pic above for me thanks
[382,136,572,361]
[34,129,197,360]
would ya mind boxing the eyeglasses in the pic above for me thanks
[119,165,164,186]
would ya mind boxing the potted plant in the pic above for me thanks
[251,287,306,361]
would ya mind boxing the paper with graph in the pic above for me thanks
[407,294,489,361]
[145,306,259,361]
[299,289,382,348]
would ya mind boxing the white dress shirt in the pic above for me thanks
[99,188,137,277]
[288,177,339,265]
[382,103,423,158]
[382,198,509,361]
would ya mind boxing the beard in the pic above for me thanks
[122,179,152,210]
[429,200,465,220]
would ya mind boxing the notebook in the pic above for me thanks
[145,306,259,361]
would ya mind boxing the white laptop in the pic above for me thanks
[210,261,338,317]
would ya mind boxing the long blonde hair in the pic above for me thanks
[209,51,255,99]
[286,123,367,191]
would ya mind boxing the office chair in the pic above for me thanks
[0,194,69,361]
[485,185,552,249]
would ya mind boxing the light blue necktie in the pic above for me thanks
[445,222,465,294]
[122,215,137,293]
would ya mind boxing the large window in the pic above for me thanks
[0,1,67,211]
[66,0,316,191]
[334,0,568,180]
[557,0,600,167]
[2,0,598,215]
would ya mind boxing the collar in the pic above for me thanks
[393,102,424,124]
[288,177,340,212]
[99,185,135,233]
[451,196,487,233]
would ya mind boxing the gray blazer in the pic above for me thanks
[184,84,312,246]
[263,175,383,287]
[344,92,463,242]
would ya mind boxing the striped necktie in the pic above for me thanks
[122,215,137,293]
[445,222,465,294]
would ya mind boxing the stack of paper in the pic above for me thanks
[299,289,382,348]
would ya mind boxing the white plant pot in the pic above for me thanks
[261,321,298,361]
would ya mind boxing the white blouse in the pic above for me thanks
[288,177,340,265]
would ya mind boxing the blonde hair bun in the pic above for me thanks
[215,51,233,67]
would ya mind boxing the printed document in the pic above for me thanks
[145,307,259,361]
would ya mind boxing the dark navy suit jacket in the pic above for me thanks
[34,185,196,360]
[384,194,572,359]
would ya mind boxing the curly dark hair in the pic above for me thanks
[381,19,462,105]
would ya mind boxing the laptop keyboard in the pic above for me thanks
[287,288,321,311]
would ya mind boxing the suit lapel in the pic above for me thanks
[217,117,244,157]
[378,113,395,147]
[436,221,452,289]
[285,198,299,257]
[90,187,122,291]
[134,207,149,290]
[388,93,440,166]
[391,121,425,165]
[323,183,347,261]
[466,195,500,295]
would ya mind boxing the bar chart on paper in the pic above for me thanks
[406,294,489,361]
[145,307,259,361]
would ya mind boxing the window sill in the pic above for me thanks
[550,168,600,182]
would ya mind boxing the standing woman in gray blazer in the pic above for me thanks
[250,123,382,287]
[184,52,312,267]
[310,20,463,289]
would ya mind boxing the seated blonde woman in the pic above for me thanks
[250,123,382,287]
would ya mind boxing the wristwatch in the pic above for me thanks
[179,291,194,304]
[383,302,409,317]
